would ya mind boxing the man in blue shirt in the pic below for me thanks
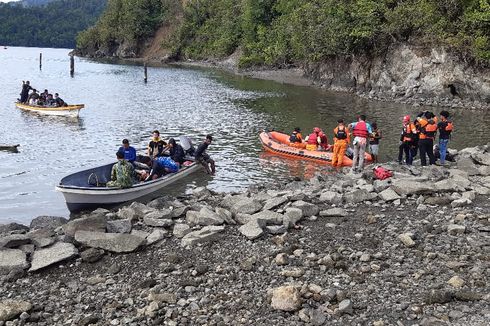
[118,139,136,163]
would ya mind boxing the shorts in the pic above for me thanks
[197,153,212,164]
[370,144,379,155]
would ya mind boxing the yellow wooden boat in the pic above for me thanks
[15,102,84,117]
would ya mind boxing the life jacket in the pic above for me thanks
[289,131,302,143]
[334,126,348,140]
[419,119,437,140]
[353,121,368,138]
[402,123,415,142]
[307,132,319,145]
[373,166,393,180]
[443,121,453,132]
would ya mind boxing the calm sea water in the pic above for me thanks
[1,47,489,224]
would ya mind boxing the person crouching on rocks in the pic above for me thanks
[331,119,350,167]
[195,134,216,175]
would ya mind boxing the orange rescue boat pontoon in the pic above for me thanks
[259,131,372,167]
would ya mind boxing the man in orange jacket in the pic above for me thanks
[332,119,350,167]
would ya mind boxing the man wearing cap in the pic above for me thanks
[398,115,417,165]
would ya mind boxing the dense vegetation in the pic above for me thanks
[0,0,107,48]
[77,0,490,66]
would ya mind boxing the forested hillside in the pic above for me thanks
[76,0,490,67]
[0,0,107,48]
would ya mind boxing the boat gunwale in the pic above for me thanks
[15,102,84,112]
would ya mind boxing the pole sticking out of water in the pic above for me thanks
[70,55,75,77]
[39,53,42,70]
[144,63,148,83]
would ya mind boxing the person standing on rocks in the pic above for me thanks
[398,115,417,165]
[416,111,438,166]
[437,110,453,165]
[369,122,381,163]
[331,119,350,167]
[349,115,372,173]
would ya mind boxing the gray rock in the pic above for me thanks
[74,231,145,253]
[399,233,416,247]
[80,248,105,263]
[338,299,353,315]
[235,213,253,225]
[194,207,225,226]
[391,179,433,195]
[173,224,191,238]
[424,290,453,304]
[319,191,342,204]
[63,215,106,237]
[424,196,452,205]
[106,219,132,233]
[143,216,174,228]
[29,242,78,272]
[471,152,490,166]
[373,179,391,193]
[344,189,376,203]
[215,207,235,225]
[266,225,287,234]
[271,286,302,312]
[0,300,32,322]
[192,186,211,198]
[447,224,466,235]
[146,229,166,245]
[0,234,30,248]
[238,220,264,240]
[434,179,458,192]
[131,229,149,239]
[0,249,27,274]
[29,216,67,230]
[171,206,189,218]
[181,226,225,246]
[116,206,138,221]
[0,223,29,235]
[263,196,288,210]
[252,210,283,226]
[221,194,247,209]
[456,157,481,175]
[291,200,319,217]
[231,198,263,215]
[320,208,348,217]
[379,188,401,202]
[309,308,327,326]
[451,198,471,208]
[30,237,55,248]
[283,207,303,228]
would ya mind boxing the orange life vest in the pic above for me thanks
[419,119,437,140]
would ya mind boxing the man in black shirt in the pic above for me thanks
[195,135,215,175]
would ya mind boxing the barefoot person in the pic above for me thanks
[195,135,215,175]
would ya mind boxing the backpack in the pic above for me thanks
[373,166,393,180]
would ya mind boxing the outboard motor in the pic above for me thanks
[179,136,195,156]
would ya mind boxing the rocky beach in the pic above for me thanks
[1,145,490,325]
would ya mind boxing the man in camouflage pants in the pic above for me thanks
[107,151,134,188]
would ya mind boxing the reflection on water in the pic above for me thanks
[1,47,490,224]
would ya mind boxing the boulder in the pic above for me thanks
[0,300,32,322]
[181,226,225,246]
[63,215,106,237]
[451,198,471,208]
[146,229,166,245]
[379,188,401,202]
[344,189,376,204]
[373,179,391,193]
[221,194,247,209]
[172,224,191,238]
[235,213,253,225]
[195,207,225,226]
[80,248,105,263]
[283,207,303,228]
[29,242,78,272]
[29,216,68,230]
[116,206,139,221]
[215,207,235,225]
[143,217,174,228]
[266,225,287,235]
[456,157,480,175]
[74,231,145,253]
[231,198,263,215]
[391,179,433,195]
[0,249,27,274]
[471,152,490,166]
[320,208,348,217]
[271,286,302,312]
[263,196,288,210]
[106,219,132,234]
[252,210,283,226]
[238,220,264,240]
[447,224,466,235]
[291,200,319,217]
[0,234,30,248]
[0,223,29,235]
[319,191,342,204]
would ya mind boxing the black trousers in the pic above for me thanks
[419,138,435,166]
[398,142,412,165]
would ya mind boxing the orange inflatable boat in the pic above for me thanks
[259,131,372,166]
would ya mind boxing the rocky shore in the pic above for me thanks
[1,145,490,325]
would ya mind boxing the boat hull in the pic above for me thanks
[56,162,202,213]
[15,102,84,117]
[259,131,372,166]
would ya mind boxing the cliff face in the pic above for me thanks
[305,44,490,108]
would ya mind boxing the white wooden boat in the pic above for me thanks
[15,102,84,117]
[56,160,202,212]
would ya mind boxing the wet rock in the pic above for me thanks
[106,219,132,233]
[447,224,466,235]
[146,229,166,245]
[291,200,319,217]
[80,248,105,263]
[29,216,67,230]
[74,231,145,253]
[379,188,401,202]
[447,275,465,288]
[143,216,174,228]
[0,300,32,322]
[238,220,264,240]
[181,225,225,246]
[399,233,416,247]
[231,198,263,215]
[338,299,353,315]
[0,234,30,248]
[215,207,236,225]
[283,207,303,228]
[263,196,288,210]
[0,249,27,274]
[29,242,78,272]
[271,286,302,312]
[391,179,432,195]
[320,208,347,217]
[63,215,106,237]
[172,224,191,238]
[0,223,29,235]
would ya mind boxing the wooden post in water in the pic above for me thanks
[144,63,148,83]
[70,55,75,76]
[39,53,42,70]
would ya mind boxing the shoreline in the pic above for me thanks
[1,144,490,324]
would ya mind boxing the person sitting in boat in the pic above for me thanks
[19,81,32,103]
[306,127,329,151]
[118,139,136,163]
[167,138,186,165]
[54,93,66,107]
[146,156,180,181]
[289,127,305,148]
[107,151,135,188]
[39,89,49,103]
[195,134,216,175]
[148,130,166,159]
[27,89,39,104]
